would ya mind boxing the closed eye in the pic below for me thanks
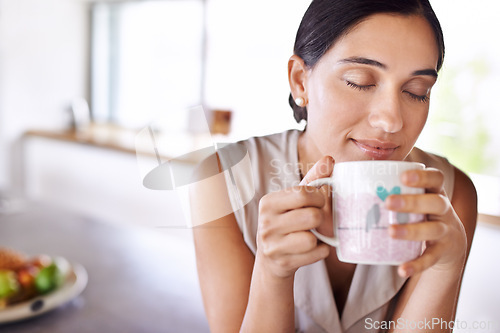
[345,80,375,91]
[346,79,430,103]
[405,91,429,103]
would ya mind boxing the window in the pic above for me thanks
[91,0,205,128]
[91,0,309,139]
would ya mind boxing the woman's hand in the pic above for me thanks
[255,156,334,279]
[386,168,468,277]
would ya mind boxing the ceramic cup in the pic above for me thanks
[308,160,425,265]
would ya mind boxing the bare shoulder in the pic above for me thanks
[451,166,477,221]
[451,166,478,255]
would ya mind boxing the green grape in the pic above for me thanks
[34,263,63,294]
[0,270,20,299]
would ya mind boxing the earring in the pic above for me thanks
[295,97,306,107]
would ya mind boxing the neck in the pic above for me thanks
[297,130,323,179]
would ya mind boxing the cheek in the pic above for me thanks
[405,105,429,131]
[402,107,429,147]
[307,82,364,126]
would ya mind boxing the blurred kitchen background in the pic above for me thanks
[0,0,499,328]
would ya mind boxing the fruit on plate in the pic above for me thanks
[0,271,19,299]
[0,248,70,309]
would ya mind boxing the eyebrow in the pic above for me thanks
[338,57,438,78]
[411,69,438,78]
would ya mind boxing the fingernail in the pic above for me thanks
[399,266,413,278]
[389,226,407,238]
[404,171,419,185]
[387,196,404,209]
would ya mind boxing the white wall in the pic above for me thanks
[0,0,89,192]
[23,137,188,229]
[204,0,310,142]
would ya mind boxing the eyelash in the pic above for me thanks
[345,81,374,91]
[406,92,429,103]
[345,80,429,103]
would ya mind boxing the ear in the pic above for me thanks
[288,55,308,100]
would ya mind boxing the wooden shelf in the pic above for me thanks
[478,213,500,228]
[24,125,139,156]
[23,125,212,165]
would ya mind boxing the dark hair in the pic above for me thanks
[289,0,445,123]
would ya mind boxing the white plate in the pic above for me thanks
[0,260,88,324]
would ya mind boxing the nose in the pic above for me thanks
[368,89,403,133]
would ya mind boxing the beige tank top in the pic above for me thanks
[224,129,455,333]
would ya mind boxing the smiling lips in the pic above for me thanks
[352,139,399,159]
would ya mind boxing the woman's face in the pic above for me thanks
[303,13,439,162]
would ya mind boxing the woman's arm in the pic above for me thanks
[193,156,334,333]
[240,187,331,333]
[388,167,477,332]
[193,214,254,332]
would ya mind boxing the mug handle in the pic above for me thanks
[307,178,339,247]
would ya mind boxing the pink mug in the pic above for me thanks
[307,161,425,265]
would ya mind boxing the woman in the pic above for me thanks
[192,0,477,332]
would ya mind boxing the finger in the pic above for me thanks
[397,242,443,278]
[279,207,324,233]
[299,155,334,186]
[259,207,324,243]
[260,230,318,258]
[280,231,321,254]
[277,243,331,270]
[385,193,450,215]
[260,186,325,214]
[400,168,445,194]
[388,221,449,241]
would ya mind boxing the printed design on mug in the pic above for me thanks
[336,193,388,231]
[336,186,422,233]
[371,186,410,229]
[336,189,422,262]
[365,186,408,234]
[376,185,400,202]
